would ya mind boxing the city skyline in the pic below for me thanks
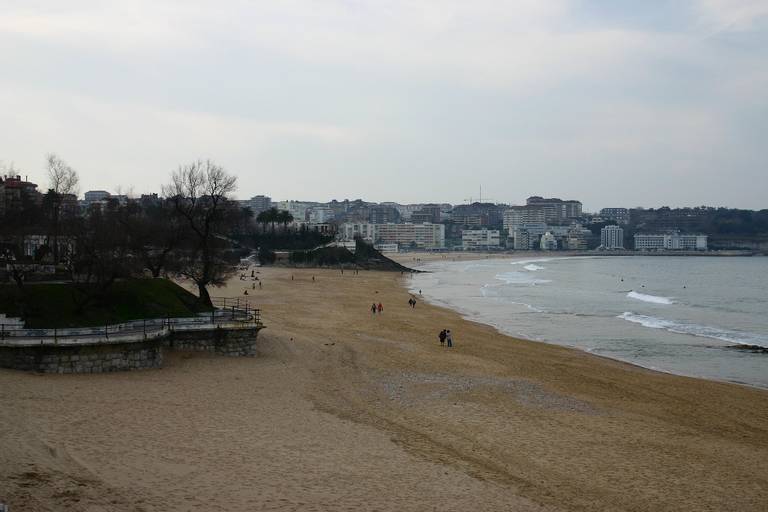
[1,1,767,209]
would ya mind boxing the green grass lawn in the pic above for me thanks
[0,279,212,328]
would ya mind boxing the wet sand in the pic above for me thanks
[1,265,767,511]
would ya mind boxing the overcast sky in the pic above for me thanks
[1,1,767,210]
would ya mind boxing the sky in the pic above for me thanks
[0,0,767,211]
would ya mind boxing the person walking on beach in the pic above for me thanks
[446,330,453,348]
[377,302,383,314]
[439,329,446,346]
[371,303,377,315]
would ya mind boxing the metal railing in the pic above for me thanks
[0,297,262,347]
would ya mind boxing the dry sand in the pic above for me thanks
[2,264,768,511]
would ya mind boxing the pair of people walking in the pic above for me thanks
[438,329,453,348]
[371,302,383,315]
[408,297,417,308]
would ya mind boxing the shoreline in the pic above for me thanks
[408,277,768,392]
[401,252,768,390]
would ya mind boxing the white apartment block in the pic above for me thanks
[462,229,501,250]
[600,225,624,249]
[276,200,318,221]
[340,222,445,249]
[634,233,707,251]
[540,232,558,251]
[503,206,546,230]
[308,206,334,223]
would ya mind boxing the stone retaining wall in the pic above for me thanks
[0,326,261,373]
[166,327,259,357]
[0,340,163,373]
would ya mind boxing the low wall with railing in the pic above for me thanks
[0,301,263,373]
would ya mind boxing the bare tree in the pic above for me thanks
[46,153,79,195]
[44,153,80,263]
[163,159,238,307]
[67,202,139,313]
[119,198,187,278]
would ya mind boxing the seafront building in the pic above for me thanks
[503,206,546,230]
[526,196,583,223]
[540,231,558,250]
[461,229,501,250]
[340,222,445,249]
[634,232,708,251]
[308,206,334,223]
[600,208,630,224]
[600,225,625,249]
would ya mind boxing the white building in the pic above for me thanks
[600,225,624,249]
[462,229,501,250]
[276,200,319,221]
[83,190,110,205]
[242,195,272,214]
[511,229,533,250]
[634,232,707,251]
[503,206,546,230]
[308,206,334,223]
[540,232,558,251]
[340,222,445,249]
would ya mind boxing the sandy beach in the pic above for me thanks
[2,262,768,511]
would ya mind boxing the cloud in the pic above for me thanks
[0,83,357,193]
[696,0,768,32]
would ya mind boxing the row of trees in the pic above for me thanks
[1,158,251,309]
[255,207,294,232]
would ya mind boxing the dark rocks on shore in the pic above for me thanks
[726,344,768,354]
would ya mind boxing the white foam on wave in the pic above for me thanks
[618,312,768,347]
[627,291,674,305]
[511,258,555,266]
[495,271,552,286]
[523,264,545,271]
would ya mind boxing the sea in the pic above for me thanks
[410,256,768,388]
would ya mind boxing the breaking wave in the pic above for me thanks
[618,312,768,347]
[627,291,674,305]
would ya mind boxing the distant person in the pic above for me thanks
[259,281,262,289]
[244,289,249,295]
[446,330,453,348]
[419,289,422,295]
[371,303,377,315]
[439,329,446,346]
[313,275,316,282]
[377,303,383,313]
[251,270,255,277]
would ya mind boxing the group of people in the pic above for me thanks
[407,297,417,308]
[438,329,453,348]
[371,302,384,314]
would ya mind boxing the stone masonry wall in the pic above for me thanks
[0,327,261,373]
[0,340,163,374]
[166,327,259,357]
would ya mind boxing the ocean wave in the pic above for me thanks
[618,312,768,347]
[495,271,552,286]
[511,258,556,266]
[523,264,545,271]
[627,291,674,305]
